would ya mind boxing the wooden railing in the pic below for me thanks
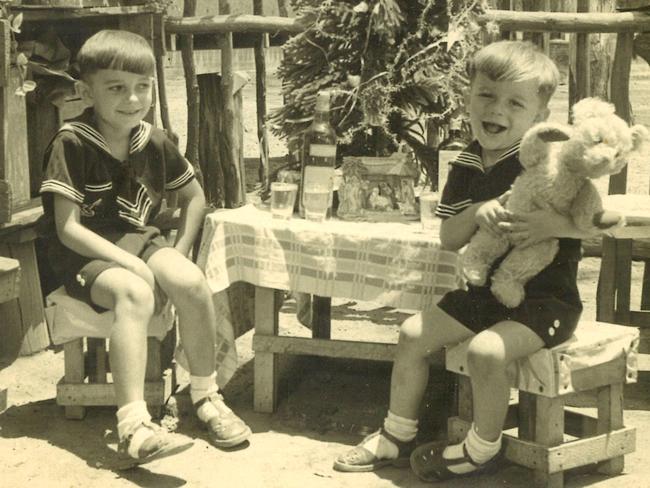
[164,8,650,199]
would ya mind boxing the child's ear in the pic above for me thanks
[76,80,94,106]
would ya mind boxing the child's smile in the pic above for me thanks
[467,73,548,166]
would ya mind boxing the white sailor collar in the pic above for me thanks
[450,139,521,173]
[59,108,153,157]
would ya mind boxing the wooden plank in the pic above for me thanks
[0,240,49,359]
[253,286,279,412]
[57,377,168,406]
[477,9,650,33]
[0,21,9,88]
[614,239,633,325]
[63,339,85,419]
[0,68,31,211]
[596,383,625,474]
[504,427,635,473]
[597,236,618,323]
[165,14,305,35]
[253,335,397,361]
[532,396,564,487]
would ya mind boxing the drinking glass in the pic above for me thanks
[303,187,330,222]
[419,192,440,231]
[270,182,298,220]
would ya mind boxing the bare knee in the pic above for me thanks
[113,278,155,320]
[397,313,441,359]
[167,265,211,308]
[466,332,507,376]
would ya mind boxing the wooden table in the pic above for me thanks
[196,205,463,412]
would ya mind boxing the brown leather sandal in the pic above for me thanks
[333,428,415,473]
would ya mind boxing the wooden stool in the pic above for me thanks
[446,320,639,488]
[45,286,176,420]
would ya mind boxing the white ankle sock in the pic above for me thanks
[190,373,219,404]
[190,373,223,422]
[465,424,501,464]
[361,411,418,460]
[116,401,153,458]
[442,423,501,474]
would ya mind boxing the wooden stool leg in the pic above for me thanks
[447,375,472,443]
[532,396,564,488]
[63,339,86,420]
[254,286,279,413]
[518,391,536,441]
[146,337,163,418]
[597,383,625,475]
[87,338,107,384]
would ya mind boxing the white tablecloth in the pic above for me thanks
[195,204,463,386]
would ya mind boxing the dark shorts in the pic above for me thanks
[50,226,170,311]
[438,262,583,348]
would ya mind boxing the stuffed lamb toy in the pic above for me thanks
[462,97,648,308]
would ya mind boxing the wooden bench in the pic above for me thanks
[446,320,639,488]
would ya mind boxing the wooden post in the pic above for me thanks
[197,73,226,207]
[180,0,203,184]
[608,31,633,194]
[254,0,270,190]
[569,0,591,111]
[254,286,280,412]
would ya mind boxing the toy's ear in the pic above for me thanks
[536,126,571,143]
[630,124,649,151]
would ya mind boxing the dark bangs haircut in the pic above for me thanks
[77,30,155,80]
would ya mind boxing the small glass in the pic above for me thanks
[303,187,330,222]
[419,192,440,231]
[270,182,298,220]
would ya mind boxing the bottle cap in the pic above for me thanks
[315,91,331,112]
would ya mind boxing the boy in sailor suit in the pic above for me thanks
[40,30,250,464]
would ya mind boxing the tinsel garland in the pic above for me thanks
[268,0,492,173]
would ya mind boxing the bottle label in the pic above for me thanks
[438,150,462,192]
[309,144,337,158]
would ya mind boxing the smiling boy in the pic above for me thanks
[334,41,593,481]
[39,30,251,464]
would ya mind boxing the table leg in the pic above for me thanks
[312,296,331,339]
[254,286,280,413]
[597,236,618,323]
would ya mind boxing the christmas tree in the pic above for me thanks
[269,0,490,187]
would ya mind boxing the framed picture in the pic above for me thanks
[337,151,418,221]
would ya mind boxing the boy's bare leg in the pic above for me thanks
[467,321,544,441]
[90,268,193,463]
[90,268,154,407]
[334,306,473,471]
[390,306,474,420]
[425,320,544,477]
[148,247,251,448]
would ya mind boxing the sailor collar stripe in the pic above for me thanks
[59,120,153,157]
[450,140,521,173]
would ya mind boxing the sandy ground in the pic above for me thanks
[1,50,650,487]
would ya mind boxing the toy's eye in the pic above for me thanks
[593,136,602,143]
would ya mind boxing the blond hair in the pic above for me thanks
[467,40,559,104]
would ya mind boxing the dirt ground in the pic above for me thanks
[1,52,650,488]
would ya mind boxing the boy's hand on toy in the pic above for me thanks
[475,199,511,237]
[500,208,564,247]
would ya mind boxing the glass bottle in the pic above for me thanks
[299,90,337,219]
[437,117,467,192]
